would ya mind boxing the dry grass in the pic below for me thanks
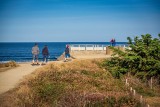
[0,61,17,68]
[0,59,141,107]
[146,97,160,107]
[122,74,160,107]
[0,61,18,72]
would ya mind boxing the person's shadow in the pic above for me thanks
[31,63,40,66]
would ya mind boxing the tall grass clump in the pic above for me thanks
[0,61,17,68]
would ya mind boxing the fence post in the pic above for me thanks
[133,90,136,96]
[130,87,132,92]
[70,45,72,51]
[150,77,153,89]
[102,45,104,50]
[78,45,80,51]
[140,95,143,103]
[93,45,94,50]
[95,45,97,51]
[125,79,128,85]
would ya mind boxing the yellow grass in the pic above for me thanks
[0,59,154,107]
[0,61,17,68]
[0,61,18,72]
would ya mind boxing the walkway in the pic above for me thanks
[0,63,41,94]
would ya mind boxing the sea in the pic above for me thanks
[0,42,127,63]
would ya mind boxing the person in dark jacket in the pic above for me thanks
[42,45,49,64]
[64,45,70,61]
[110,38,114,46]
[113,38,116,46]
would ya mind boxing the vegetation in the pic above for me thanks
[102,34,160,106]
[0,34,160,106]
[0,61,18,72]
[103,34,160,79]
[0,59,141,107]
[0,61,17,68]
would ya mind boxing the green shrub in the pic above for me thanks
[103,34,160,80]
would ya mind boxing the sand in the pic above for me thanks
[70,51,111,59]
[0,51,111,95]
[0,63,41,94]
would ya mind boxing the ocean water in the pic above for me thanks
[0,42,127,62]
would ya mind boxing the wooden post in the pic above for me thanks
[151,77,153,89]
[106,46,108,54]
[125,79,128,85]
[130,87,132,92]
[140,95,143,103]
[106,46,112,55]
[133,90,136,96]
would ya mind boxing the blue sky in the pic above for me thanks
[0,0,160,42]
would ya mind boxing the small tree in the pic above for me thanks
[103,34,160,80]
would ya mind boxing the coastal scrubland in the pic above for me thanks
[0,34,159,107]
[0,59,140,107]
[0,58,159,107]
[102,34,160,107]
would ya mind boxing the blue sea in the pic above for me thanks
[0,42,127,62]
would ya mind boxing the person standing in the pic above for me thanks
[113,38,116,46]
[42,45,49,64]
[64,45,70,61]
[32,43,39,64]
[110,38,114,46]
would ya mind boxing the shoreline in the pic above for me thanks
[0,50,112,64]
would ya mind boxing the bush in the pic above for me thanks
[103,34,160,80]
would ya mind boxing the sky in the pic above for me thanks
[0,0,160,42]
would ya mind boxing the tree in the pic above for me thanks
[103,34,160,80]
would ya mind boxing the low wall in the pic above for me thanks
[71,50,106,56]
[71,46,125,55]
[106,46,125,55]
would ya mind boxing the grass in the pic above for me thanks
[123,74,160,107]
[0,59,158,107]
[0,61,18,72]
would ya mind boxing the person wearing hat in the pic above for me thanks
[32,43,39,64]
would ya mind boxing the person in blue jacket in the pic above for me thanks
[64,45,70,61]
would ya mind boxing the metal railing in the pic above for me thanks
[70,44,128,51]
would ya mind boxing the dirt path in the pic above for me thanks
[0,51,110,95]
[0,63,41,94]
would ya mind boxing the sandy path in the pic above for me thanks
[0,63,41,94]
[0,51,110,95]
